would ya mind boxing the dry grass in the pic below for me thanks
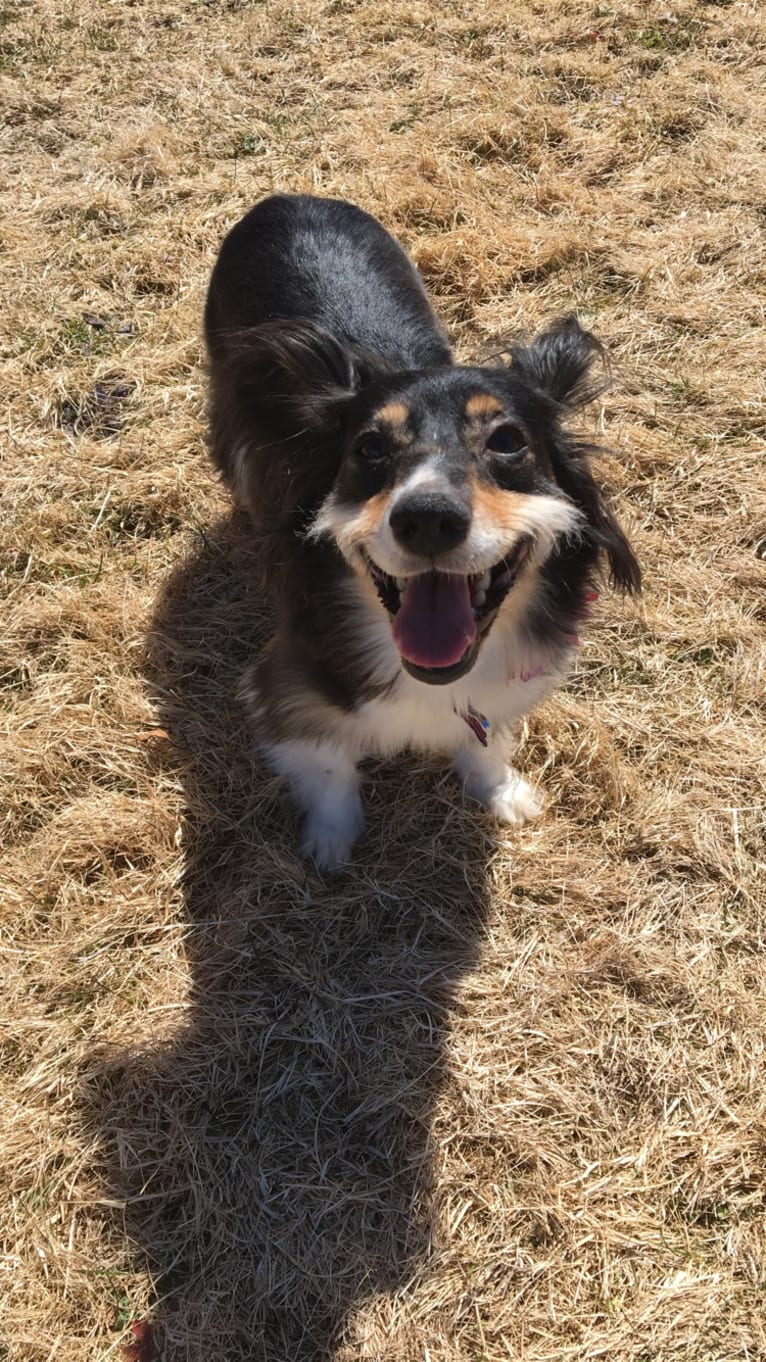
[2,0,765,1358]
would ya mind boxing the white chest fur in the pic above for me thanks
[346,606,569,760]
[261,582,573,869]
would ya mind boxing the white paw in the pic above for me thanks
[300,800,365,871]
[487,771,543,827]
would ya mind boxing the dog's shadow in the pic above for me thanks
[85,512,495,1360]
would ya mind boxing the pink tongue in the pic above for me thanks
[392,572,477,669]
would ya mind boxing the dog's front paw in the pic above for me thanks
[455,750,544,828]
[487,770,543,827]
[301,800,365,872]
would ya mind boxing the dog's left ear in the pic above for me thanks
[512,314,606,409]
[514,316,641,594]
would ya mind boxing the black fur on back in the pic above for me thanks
[205,194,451,371]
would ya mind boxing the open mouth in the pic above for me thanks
[364,538,531,685]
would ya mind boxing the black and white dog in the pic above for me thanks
[204,194,640,868]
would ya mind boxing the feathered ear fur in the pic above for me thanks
[222,319,379,405]
[552,435,642,592]
[511,314,607,408]
[511,316,641,593]
[207,319,391,522]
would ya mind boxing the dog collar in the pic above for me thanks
[459,702,491,747]
[457,586,598,747]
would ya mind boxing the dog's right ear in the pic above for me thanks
[212,318,388,420]
[207,319,392,528]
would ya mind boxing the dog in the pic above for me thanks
[204,193,640,868]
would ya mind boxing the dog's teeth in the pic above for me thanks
[396,577,406,590]
[473,588,486,608]
[478,571,491,592]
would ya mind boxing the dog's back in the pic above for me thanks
[204,193,451,370]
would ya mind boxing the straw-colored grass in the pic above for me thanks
[2,0,765,1358]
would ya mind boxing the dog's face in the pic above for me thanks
[226,314,640,683]
[313,367,584,683]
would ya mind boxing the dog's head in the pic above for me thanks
[227,315,640,684]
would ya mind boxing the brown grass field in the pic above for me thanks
[2,0,765,1358]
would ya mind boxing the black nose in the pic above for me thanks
[389,491,471,557]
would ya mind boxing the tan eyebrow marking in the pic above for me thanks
[374,401,411,428]
[465,393,504,421]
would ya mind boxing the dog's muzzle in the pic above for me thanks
[364,537,532,684]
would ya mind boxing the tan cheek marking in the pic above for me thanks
[334,491,392,547]
[465,393,504,421]
[471,480,530,536]
[374,401,411,430]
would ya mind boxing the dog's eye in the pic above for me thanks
[354,432,388,462]
[486,424,527,456]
